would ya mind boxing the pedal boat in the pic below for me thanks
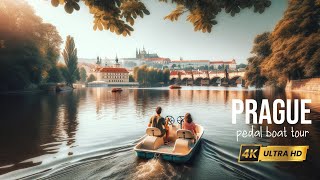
[134,123,204,163]
[111,88,123,92]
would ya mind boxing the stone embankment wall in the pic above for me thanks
[286,78,320,91]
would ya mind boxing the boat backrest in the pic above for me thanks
[146,127,162,136]
[177,129,194,139]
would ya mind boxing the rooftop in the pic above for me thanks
[98,67,129,73]
[210,59,236,64]
[171,60,209,63]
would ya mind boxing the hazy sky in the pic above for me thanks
[26,0,287,63]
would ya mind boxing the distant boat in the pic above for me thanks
[112,88,123,92]
[56,84,73,92]
[169,85,182,89]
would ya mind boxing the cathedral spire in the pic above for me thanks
[115,54,118,64]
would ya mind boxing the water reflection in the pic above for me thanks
[0,91,81,174]
[0,87,319,179]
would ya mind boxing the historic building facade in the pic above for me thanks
[210,59,237,70]
[95,56,129,83]
[170,60,210,69]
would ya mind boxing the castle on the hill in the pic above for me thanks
[136,46,159,59]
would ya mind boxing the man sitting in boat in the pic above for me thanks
[182,113,197,142]
[148,106,169,143]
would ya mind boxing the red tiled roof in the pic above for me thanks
[144,58,171,61]
[171,60,209,63]
[210,59,236,64]
[99,67,129,73]
[170,71,186,75]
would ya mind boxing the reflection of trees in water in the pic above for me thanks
[132,89,250,115]
[62,92,80,146]
[0,91,82,173]
[133,89,170,116]
[90,88,130,115]
[0,95,50,173]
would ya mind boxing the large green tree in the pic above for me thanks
[246,0,320,88]
[261,0,320,87]
[61,35,80,87]
[245,32,270,88]
[50,0,271,36]
[79,67,87,83]
[133,65,169,85]
[0,0,62,91]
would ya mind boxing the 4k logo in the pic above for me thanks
[238,144,261,162]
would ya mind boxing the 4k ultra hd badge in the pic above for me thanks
[238,144,261,162]
[238,145,309,162]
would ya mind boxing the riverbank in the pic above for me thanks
[286,78,320,92]
[0,83,79,95]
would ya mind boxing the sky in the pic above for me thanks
[26,0,287,63]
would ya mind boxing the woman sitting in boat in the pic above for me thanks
[148,106,169,143]
[182,113,197,141]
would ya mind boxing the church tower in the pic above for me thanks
[114,54,120,68]
[136,48,138,58]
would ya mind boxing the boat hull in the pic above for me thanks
[135,138,201,163]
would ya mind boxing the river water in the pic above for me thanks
[0,87,320,179]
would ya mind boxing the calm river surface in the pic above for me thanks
[0,87,320,179]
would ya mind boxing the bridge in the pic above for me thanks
[169,70,245,86]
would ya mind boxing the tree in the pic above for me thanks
[62,35,80,87]
[237,63,247,69]
[47,66,63,83]
[261,0,320,87]
[163,65,169,69]
[0,0,62,91]
[129,75,135,82]
[246,0,320,88]
[50,0,271,35]
[218,65,224,70]
[163,69,170,84]
[87,74,96,82]
[80,67,87,83]
[133,65,169,85]
[245,32,270,88]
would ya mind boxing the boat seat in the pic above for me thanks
[176,129,195,140]
[146,127,162,137]
[172,138,192,155]
[172,130,195,155]
[141,127,164,150]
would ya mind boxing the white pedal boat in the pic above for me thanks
[134,116,204,163]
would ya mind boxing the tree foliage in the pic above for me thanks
[47,66,63,83]
[0,0,62,91]
[245,32,270,88]
[133,65,170,85]
[62,35,80,87]
[80,67,87,83]
[87,74,96,82]
[245,0,320,88]
[51,0,271,35]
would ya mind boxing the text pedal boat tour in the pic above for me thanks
[134,116,204,163]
